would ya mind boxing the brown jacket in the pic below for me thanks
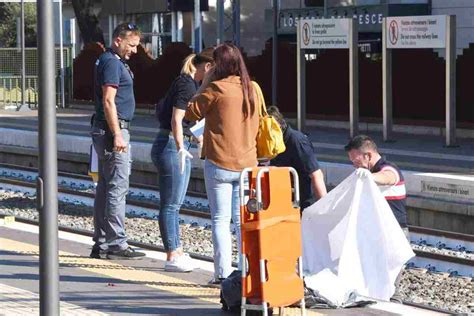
[185,75,258,171]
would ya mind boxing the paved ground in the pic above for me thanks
[0,225,226,316]
[0,222,446,315]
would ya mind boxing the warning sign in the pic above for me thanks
[299,18,350,49]
[386,15,446,49]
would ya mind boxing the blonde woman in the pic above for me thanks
[151,48,214,272]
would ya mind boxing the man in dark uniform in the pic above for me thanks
[344,135,408,233]
[344,135,409,303]
[90,22,145,259]
[267,106,327,210]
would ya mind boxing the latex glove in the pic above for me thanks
[356,168,373,180]
[178,148,193,174]
[197,142,203,159]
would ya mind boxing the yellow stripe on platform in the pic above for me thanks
[0,237,322,315]
[0,237,220,304]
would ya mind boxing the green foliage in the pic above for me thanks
[0,3,37,48]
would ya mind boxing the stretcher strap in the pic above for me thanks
[241,214,300,231]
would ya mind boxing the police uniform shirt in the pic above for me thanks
[94,49,135,122]
[158,74,198,131]
[271,126,321,210]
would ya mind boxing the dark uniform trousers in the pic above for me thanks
[91,120,131,251]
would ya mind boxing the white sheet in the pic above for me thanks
[302,171,415,301]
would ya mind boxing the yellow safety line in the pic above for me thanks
[0,238,220,304]
[0,237,322,315]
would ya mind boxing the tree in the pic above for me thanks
[71,0,105,45]
[0,3,37,47]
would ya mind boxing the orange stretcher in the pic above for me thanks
[239,167,305,315]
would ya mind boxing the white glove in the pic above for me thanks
[356,168,373,180]
[178,148,193,174]
[197,142,203,159]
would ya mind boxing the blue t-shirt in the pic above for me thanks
[271,126,321,209]
[94,49,135,121]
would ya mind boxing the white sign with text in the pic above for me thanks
[299,18,350,49]
[386,15,446,49]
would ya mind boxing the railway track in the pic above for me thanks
[1,165,473,314]
[0,163,473,277]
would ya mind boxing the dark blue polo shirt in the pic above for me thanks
[157,74,198,131]
[271,126,321,210]
[371,157,408,228]
[94,49,135,121]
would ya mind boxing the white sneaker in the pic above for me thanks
[164,254,195,272]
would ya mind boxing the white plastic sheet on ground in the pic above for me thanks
[302,171,415,301]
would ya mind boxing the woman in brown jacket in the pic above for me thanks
[185,43,259,283]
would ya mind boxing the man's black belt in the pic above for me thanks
[95,119,130,130]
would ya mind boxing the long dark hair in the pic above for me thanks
[212,43,255,118]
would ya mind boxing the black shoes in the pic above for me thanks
[106,247,146,260]
[90,248,108,259]
[390,295,404,304]
[90,246,145,260]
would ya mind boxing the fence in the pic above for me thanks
[0,47,73,109]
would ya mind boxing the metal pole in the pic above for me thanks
[70,18,76,59]
[272,0,279,106]
[233,0,240,47]
[20,0,26,110]
[296,21,306,132]
[382,17,393,141]
[324,0,327,18]
[171,11,177,42]
[191,12,195,50]
[177,11,183,42]
[108,15,113,46]
[59,0,65,108]
[349,19,359,138]
[446,15,456,146]
[37,0,59,314]
[121,0,126,21]
[216,0,224,45]
[194,0,201,52]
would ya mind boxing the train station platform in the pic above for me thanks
[0,106,472,173]
[0,106,472,235]
[0,106,474,234]
[0,220,447,315]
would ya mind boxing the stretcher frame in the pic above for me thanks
[239,167,306,316]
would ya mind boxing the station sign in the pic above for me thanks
[281,9,383,34]
[299,18,350,49]
[270,4,430,35]
[386,15,446,49]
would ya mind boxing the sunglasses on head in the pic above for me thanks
[126,23,138,30]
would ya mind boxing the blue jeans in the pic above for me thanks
[91,123,131,252]
[151,134,191,252]
[204,160,242,279]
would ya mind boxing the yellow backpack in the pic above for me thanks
[252,81,286,160]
